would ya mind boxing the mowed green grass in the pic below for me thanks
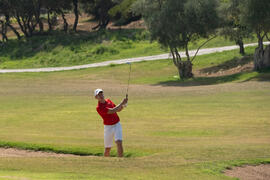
[0,49,270,179]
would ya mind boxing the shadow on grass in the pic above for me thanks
[199,55,252,74]
[0,141,141,158]
[0,29,148,61]
[156,57,270,87]
[250,68,270,82]
[156,72,262,87]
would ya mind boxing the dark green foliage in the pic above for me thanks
[139,0,220,79]
[81,0,116,30]
[239,0,270,70]
[109,0,141,26]
[240,0,270,49]
[220,0,253,55]
[9,0,44,37]
[92,45,119,55]
[0,0,76,38]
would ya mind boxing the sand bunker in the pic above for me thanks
[225,164,270,180]
[1,147,270,180]
[0,148,77,157]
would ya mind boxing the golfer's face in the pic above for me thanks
[97,92,104,100]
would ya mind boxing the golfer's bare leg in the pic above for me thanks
[116,140,123,157]
[104,147,111,157]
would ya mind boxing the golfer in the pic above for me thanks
[94,88,128,157]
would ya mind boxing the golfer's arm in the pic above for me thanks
[117,105,124,112]
[107,104,124,114]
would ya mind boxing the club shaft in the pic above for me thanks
[126,64,131,97]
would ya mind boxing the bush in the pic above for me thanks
[92,46,119,55]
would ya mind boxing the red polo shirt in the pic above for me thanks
[96,99,120,125]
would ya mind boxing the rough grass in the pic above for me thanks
[0,49,270,179]
[0,30,165,69]
[0,29,258,69]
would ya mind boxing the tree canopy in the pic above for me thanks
[138,0,220,79]
[1,0,270,72]
[239,0,270,70]
[220,0,252,55]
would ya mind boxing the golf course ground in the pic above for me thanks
[0,47,270,179]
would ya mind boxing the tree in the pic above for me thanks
[44,0,73,33]
[32,0,44,33]
[137,0,219,79]
[11,0,41,37]
[0,0,21,40]
[220,0,252,55]
[240,0,270,70]
[73,0,79,32]
[0,19,8,42]
[109,0,141,26]
[81,0,116,30]
[0,0,8,42]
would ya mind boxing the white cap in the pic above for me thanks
[94,88,103,97]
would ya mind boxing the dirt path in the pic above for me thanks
[225,164,270,180]
[0,42,269,73]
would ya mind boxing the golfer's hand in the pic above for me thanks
[122,98,128,105]
[121,98,128,108]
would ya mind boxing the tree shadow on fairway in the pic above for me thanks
[155,55,267,87]
[247,68,270,82]
[156,72,263,87]
[199,55,252,74]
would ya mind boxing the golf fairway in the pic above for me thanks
[0,59,270,179]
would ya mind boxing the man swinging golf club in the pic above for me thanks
[94,88,128,157]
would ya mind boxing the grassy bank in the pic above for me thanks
[0,29,258,69]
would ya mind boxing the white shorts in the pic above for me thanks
[104,122,123,148]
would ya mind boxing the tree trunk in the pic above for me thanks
[254,33,268,71]
[39,20,44,32]
[26,18,34,37]
[170,47,193,79]
[73,0,79,32]
[254,47,264,71]
[177,61,193,79]
[100,19,109,30]
[258,35,264,51]
[6,23,21,40]
[93,20,109,30]
[5,15,21,40]
[0,20,8,42]
[36,1,43,33]
[47,11,52,31]
[92,22,101,30]
[61,11,68,33]
[236,39,245,55]
[15,16,29,37]
[262,45,270,68]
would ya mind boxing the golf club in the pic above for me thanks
[123,62,131,107]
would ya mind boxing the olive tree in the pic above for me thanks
[12,0,43,37]
[240,0,270,70]
[73,0,79,32]
[220,0,252,55]
[136,0,219,79]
